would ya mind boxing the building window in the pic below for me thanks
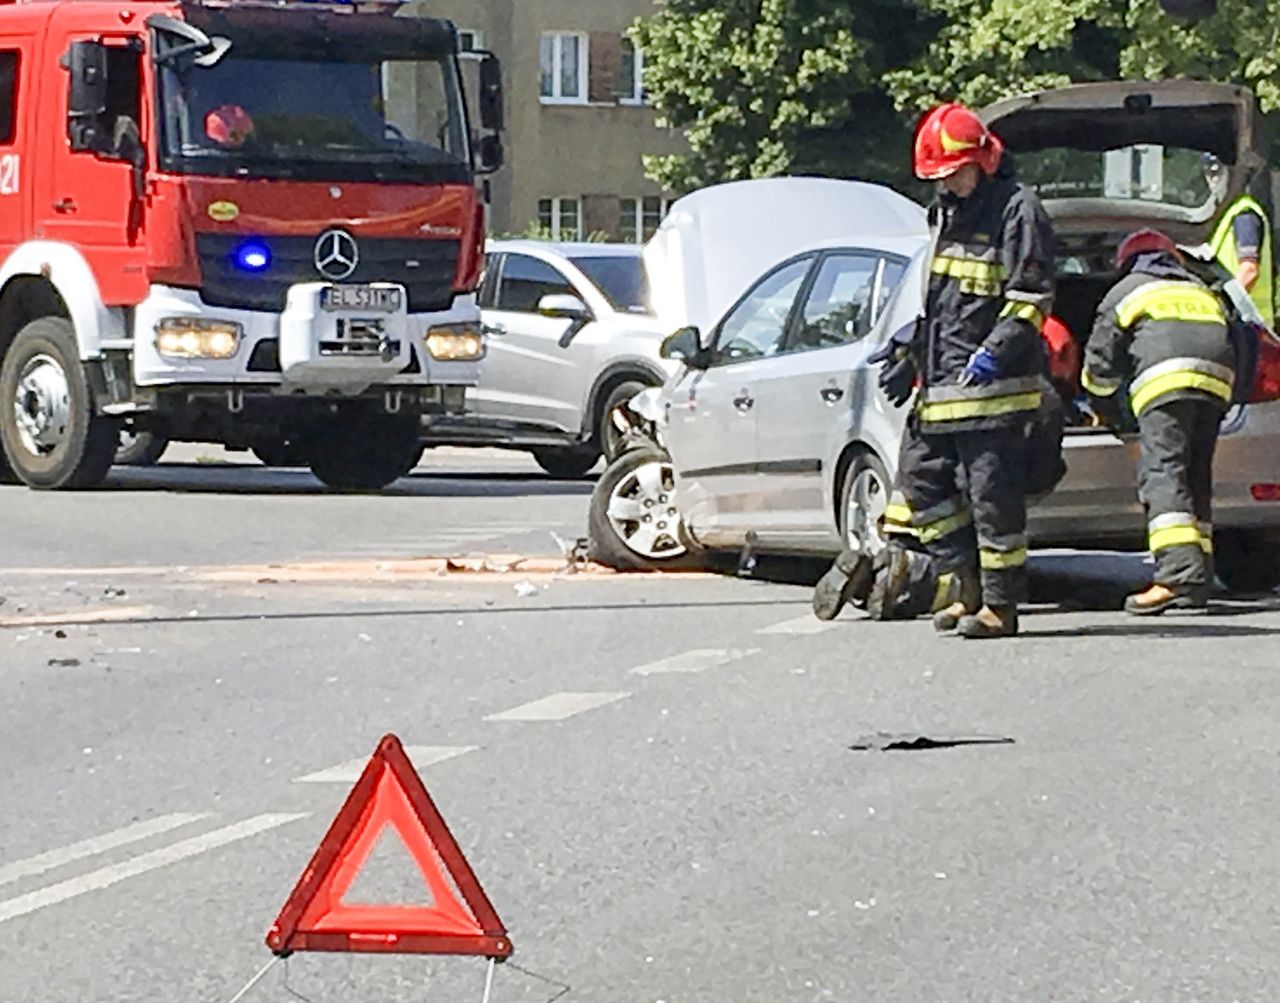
[618,39,644,104]
[619,196,669,244]
[537,197,582,240]
[539,32,587,103]
[457,29,484,57]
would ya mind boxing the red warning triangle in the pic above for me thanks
[267,735,511,959]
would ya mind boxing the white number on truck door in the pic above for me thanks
[0,154,19,196]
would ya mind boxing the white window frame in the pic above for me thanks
[618,39,644,106]
[537,197,583,241]
[619,196,670,244]
[539,32,589,105]
[457,29,484,59]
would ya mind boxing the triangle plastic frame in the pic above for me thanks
[266,735,512,959]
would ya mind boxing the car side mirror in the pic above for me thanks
[64,40,108,153]
[540,294,593,348]
[661,326,710,368]
[539,294,591,321]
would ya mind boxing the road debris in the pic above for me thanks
[48,658,82,668]
[849,733,1015,752]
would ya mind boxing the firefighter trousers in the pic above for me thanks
[1137,399,1223,589]
[884,419,1029,607]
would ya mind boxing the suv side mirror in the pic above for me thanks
[65,40,108,153]
[661,326,710,367]
[538,293,591,321]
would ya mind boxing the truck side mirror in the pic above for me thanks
[479,53,503,132]
[477,134,504,174]
[64,40,109,153]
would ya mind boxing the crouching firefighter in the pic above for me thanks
[812,102,1056,639]
[1082,229,1237,615]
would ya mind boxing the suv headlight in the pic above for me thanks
[155,319,242,360]
[426,323,486,361]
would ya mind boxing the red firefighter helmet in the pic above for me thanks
[205,104,255,149]
[1114,228,1182,270]
[913,103,1005,181]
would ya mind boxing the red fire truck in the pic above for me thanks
[0,0,503,490]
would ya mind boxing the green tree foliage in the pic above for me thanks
[638,0,1280,190]
[631,0,939,192]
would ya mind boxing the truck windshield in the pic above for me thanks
[158,40,469,183]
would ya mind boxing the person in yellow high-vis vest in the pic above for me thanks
[1204,155,1274,327]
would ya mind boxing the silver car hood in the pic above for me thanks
[643,178,928,337]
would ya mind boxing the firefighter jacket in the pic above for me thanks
[912,169,1056,433]
[1082,253,1235,419]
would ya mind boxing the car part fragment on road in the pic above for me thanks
[848,733,1015,752]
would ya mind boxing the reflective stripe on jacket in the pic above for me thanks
[1209,194,1274,328]
[1082,255,1235,418]
[912,170,1056,433]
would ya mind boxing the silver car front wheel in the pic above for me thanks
[588,446,701,571]
[840,452,890,556]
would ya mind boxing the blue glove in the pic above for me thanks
[960,347,1001,386]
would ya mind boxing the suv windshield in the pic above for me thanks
[570,255,652,314]
[156,26,469,184]
[1017,145,1212,209]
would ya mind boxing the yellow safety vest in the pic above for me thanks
[1209,194,1274,328]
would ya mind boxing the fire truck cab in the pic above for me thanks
[0,0,503,490]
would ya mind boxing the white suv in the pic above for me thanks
[421,241,676,477]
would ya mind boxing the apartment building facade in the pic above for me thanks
[416,0,684,242]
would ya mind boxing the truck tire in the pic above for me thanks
[587,445,702,571]
[0,317,119,490]
[1215,529,1280,594]
[251,436,309,468]
[599,379,649,463]
[307,412,420,491]
[533,445,599,479]
[115,429,170,467]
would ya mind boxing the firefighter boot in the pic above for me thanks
[932,574,982,634]
[1124,583,1210,617]
[957,605,1020,640]
[812,547,874,621]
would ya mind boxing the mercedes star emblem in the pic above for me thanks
[314,230,359,281]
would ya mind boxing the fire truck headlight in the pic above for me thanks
[155,319,243,360]
[426,323,486,361]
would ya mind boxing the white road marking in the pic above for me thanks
[756,617,840,636]
[0,814,210,889]
[0,814,307,925]
[485,691,631,722]
[294,746,478,783]
[630,648,762,676]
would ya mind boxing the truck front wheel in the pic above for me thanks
[307,410,420,491]
[0,317,119,490]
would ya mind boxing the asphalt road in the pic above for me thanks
[3,446,1280,1003]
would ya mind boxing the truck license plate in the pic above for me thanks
[321,286,402,313]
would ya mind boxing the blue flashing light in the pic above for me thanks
[234,241,272,273]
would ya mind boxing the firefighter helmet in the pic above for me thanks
[913,103,1004,181]
[1115,228,1182,271]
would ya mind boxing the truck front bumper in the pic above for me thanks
[130,284,482,392]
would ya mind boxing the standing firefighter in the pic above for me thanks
[813,103,1056,639]
[1203,155,1274,328]
[1082,229,1236,614]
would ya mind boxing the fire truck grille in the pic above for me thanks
[196,235,461,314]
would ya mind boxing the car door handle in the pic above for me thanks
[733,390,755,413]
[482,323,506,336]
[54,198,77,214]
[820,386,845,405]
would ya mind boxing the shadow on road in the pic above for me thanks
[1022,619,1280,639]
[9,597,811,630]
[98,464,596,498]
